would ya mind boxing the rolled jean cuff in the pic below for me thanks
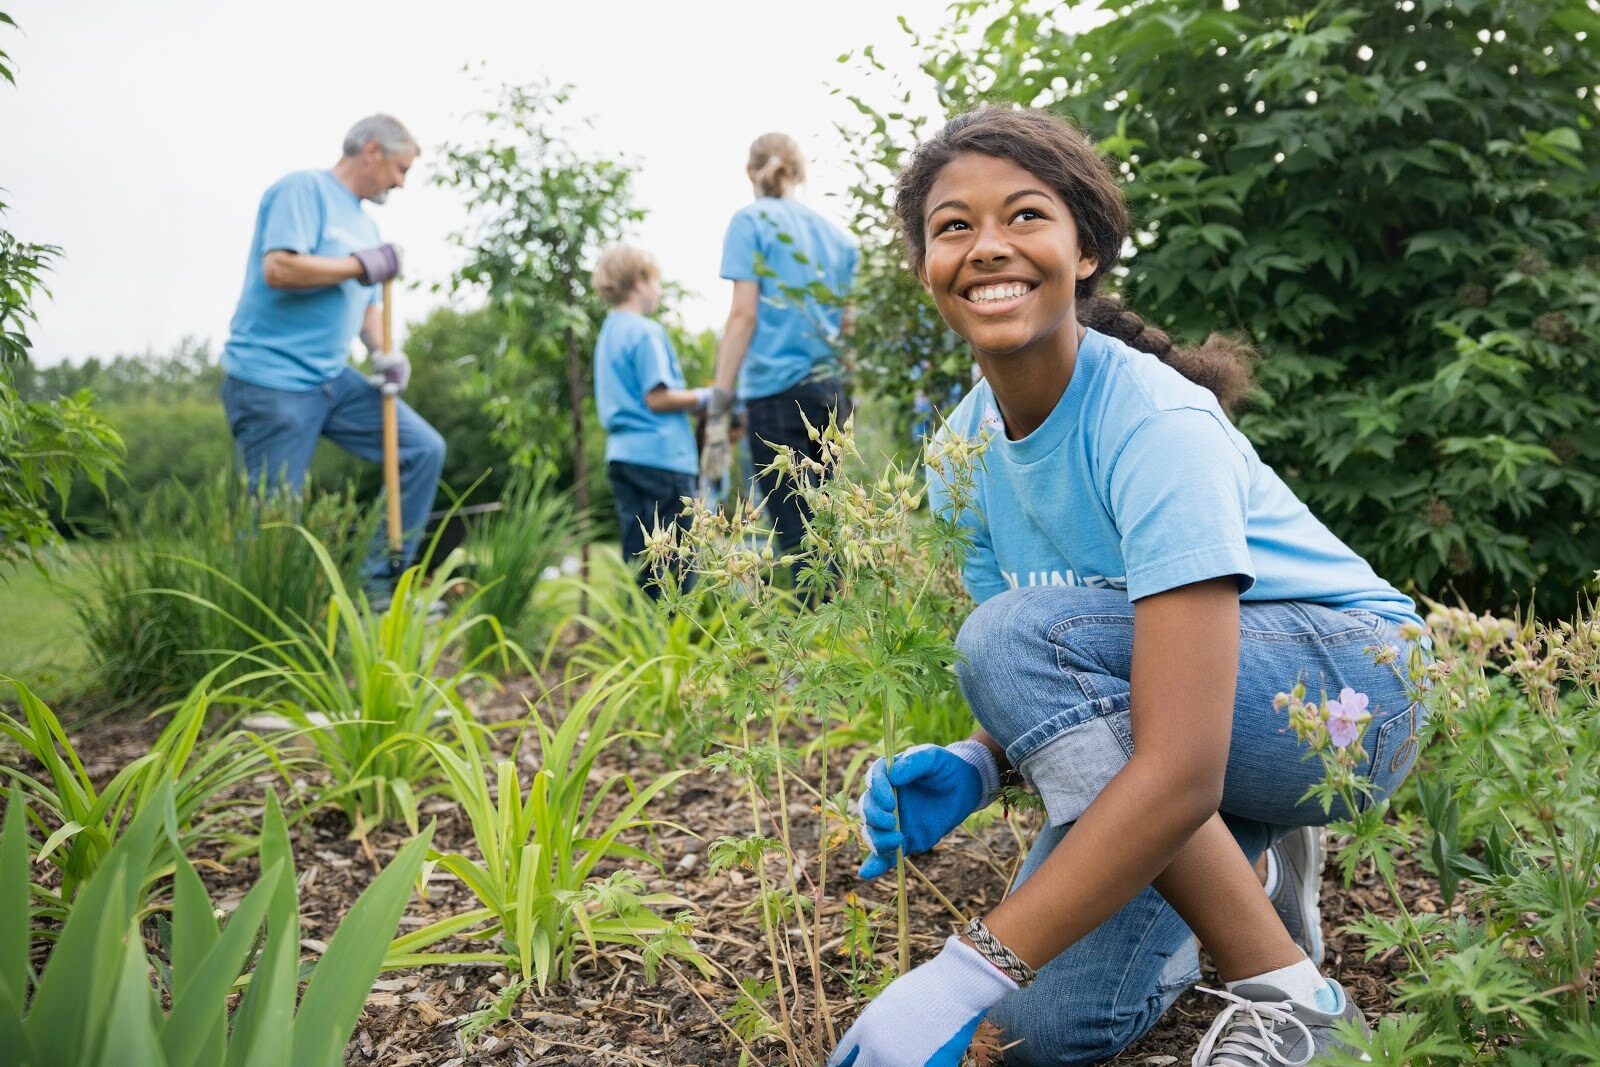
[947,740,1001,811]
[1011,694,1134,827]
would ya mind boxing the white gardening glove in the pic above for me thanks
[827,935,1017,1067]
[366,350,411,395]
[705,385,734,418]
[698,410,731,497]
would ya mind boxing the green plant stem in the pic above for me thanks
[743,722,799,1067]
[883,686,910,976]
[1541,820,1590,1024]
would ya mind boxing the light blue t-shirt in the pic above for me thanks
[222,170,380,390]
[929,328,1421,626]
[719,198,859,401]
[593,310,699,477]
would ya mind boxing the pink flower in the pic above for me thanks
[1325,687,1371,749]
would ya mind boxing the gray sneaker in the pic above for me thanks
[1191,980,1371,1066]
[1269,827,1326,966]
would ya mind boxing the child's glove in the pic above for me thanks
[858,740,999,880]
[827,935,1016,1066]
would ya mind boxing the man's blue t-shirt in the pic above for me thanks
[719,198,858,401]
[594,310,699,477]
[929,328,1421,626]
[222,170,380,390]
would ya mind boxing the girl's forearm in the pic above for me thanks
[975,756,1215,970]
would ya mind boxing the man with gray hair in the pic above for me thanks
[220,114,445,612]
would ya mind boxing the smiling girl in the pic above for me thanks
[828,109,1426,1067]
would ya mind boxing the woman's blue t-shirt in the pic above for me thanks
[719,197,858,401]
[593,310,698,477]
[928,328,1421,626]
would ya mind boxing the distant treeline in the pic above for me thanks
[18,307,620,539]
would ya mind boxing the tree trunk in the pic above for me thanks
[564,325,591,615]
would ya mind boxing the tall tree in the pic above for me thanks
[0,11,122,569]
[435,82,644,585]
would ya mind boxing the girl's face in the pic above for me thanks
[917,152,1098,359]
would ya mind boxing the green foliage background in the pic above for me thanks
[845,0,1600,612]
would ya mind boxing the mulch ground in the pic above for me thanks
[47,671,1447,1067]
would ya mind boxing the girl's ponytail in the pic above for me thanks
[1078,295,1257,416]
[747,132,805,198]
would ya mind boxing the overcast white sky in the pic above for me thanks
[4,0,962,365]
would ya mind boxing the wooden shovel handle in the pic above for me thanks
[381,280,402,553]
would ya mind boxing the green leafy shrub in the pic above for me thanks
[75,473,374,707]
[0,781,432,1067]
[0,13,123,572]
[388,664,708,989]
[1280,589,1600,1064]
[846,0,1600,611]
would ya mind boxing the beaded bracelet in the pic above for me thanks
[964,917,1036,987]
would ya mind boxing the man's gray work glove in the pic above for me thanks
[366,350,411,395]
[354,243,404,285]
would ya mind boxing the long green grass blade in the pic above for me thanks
[0,787,31,1032]
[26,780,170,1062]
[162,859,224,1067]
[290,825,433,1066]
[223,792,297,1067]
[95,930,167,1067]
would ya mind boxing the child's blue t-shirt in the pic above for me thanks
[928,328,1421,626]
[222,170,381,390]
[593,310,699,477]
[719,197,859,401]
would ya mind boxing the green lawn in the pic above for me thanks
[0,546,93,701]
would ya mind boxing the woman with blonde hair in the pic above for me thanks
[702,132,859,587]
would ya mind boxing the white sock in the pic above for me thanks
[1260,848,1280,898]
[1227,958,1327,1009]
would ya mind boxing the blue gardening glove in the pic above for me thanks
[827,935,1017,1067]
[858,740,999,880]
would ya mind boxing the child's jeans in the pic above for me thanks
[608,460,696,600]
[955,586,1424,1067]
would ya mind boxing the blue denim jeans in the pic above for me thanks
[954,587,1424,1067]
[608,460,697,600]
[220,369,446,594]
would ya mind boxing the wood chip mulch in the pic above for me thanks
[47,673,1450,1067]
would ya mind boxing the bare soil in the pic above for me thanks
[57,674,1443,1067]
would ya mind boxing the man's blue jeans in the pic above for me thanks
[954,587,1424,1066]
[220,369,446,594]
